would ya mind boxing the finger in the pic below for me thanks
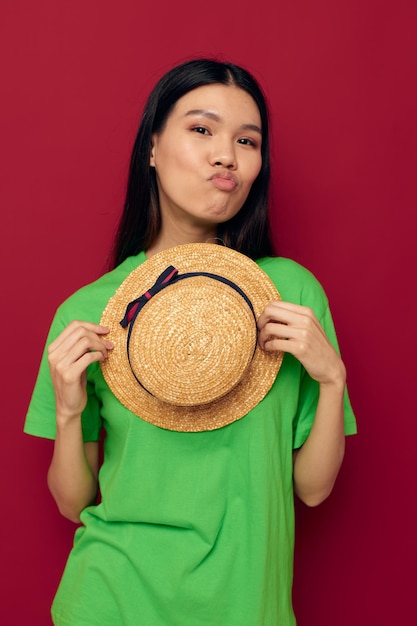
[258,323,295,348]
[49,321,110,352]
[57,334,112,366]
[49,323,111,358]
[257,302,305,329]
[48,331,113,373]
[53,349,109,385]
[257,321,287,350]
[261,337,294,354]
[259,300,309,319]
[258,302,321,334]
[260,325,317,356]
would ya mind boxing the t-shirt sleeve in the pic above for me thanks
[24,309,102,442]
[292,302,357,450]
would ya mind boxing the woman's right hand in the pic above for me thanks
[48,321,113,422]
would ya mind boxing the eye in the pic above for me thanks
[191,126,210,135]
[237,137,258,147]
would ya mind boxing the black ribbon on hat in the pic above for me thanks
[120,266,179,329]
[119,265,257,399]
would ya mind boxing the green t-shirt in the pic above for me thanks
[25,253,356,626]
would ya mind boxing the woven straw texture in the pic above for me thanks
[101,243,283,432]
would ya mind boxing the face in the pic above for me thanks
[150,84,262,232]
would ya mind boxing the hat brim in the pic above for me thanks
[100,243,283,432]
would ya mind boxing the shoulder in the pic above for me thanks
[256,256,329,313]
[56,252,147,325]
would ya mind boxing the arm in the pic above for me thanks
[257,301,346,507]
[46,321,113,523]
[292,377,345,506]
[47,430,99,524]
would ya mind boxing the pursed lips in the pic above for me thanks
[209,171,238,191]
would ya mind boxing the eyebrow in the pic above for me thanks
[184,109,262,135]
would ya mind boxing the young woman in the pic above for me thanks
[25,59,356,625]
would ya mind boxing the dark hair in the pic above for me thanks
[111,58,275,268]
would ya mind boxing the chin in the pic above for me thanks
[202,203,241,222]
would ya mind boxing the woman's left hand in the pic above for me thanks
[257,301,346,386]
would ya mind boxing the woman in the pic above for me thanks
[25,59,356,625]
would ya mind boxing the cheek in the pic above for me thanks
[159,140,198,171]
[155,145,199,198]
[244,158,262,189]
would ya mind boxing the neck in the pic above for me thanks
[146,220,219,259]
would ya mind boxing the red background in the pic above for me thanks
[1,1,416,624]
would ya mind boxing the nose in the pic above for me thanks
[209,138,237,169]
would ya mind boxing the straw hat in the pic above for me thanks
[100,243,283,432]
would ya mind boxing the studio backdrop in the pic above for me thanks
[1,1,416,624]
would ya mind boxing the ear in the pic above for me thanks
[149,134,157,167]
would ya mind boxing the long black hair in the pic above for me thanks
[111,58,275,268]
